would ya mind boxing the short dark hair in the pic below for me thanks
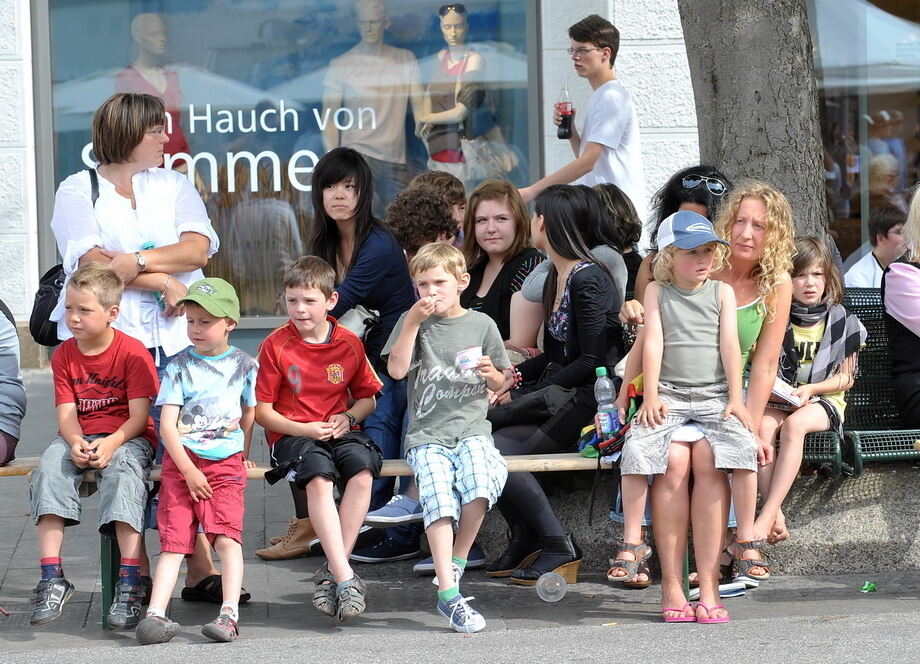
[409,170,466,207]
[592,183,641,251]
[92,93,166,165]
[568,14,619,67]
[283,256,336,298]
[387,186,456,256]
[868,205,906,247]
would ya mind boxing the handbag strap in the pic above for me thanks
[89,168,99,207]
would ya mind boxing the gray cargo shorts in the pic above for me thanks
[30,434,153,535]
[621,381,757,476]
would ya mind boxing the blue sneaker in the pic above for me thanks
[350,532,420,563]
[364,495,423,527]
[437,595,486,633]
[414,543,487,576]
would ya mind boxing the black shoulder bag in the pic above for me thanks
[29,169,99,347]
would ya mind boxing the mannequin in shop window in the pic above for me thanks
[116,13,190,171]
[416,3,517,189]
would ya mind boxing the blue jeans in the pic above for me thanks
[363,372,407,509]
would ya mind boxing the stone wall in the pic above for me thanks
[0,0,36,320]
[476,464,920,575]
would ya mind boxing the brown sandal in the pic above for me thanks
[606,541,653,588]
[727,540,771,580]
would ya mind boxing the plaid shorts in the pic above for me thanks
[406,435,507,528]
[621,381,757,476]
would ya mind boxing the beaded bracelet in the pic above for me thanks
[509,366,523,389]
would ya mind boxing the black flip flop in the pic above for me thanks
[181,574,251,604]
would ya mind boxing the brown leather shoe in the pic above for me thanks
[267,517,296,546]
[256,517,317,560]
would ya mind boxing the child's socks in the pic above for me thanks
[220,603,239,621]
[40,556,63,580]
[119,557,141,586]
[437,587,460,603]
[451,556,468,570]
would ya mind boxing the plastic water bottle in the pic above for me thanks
[140,242,166,311]
[535,572,567,602]
[595,366,619,440]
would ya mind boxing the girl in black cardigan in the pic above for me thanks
[487,185,623,585]
[460,180,544,339]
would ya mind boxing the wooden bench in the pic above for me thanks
[1,452,609,628]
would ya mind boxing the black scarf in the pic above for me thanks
[779,301,867,386]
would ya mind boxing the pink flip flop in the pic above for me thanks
[663,602,697,623]
[696,602,730,624]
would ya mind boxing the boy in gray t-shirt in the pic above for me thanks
[383,243,509,634]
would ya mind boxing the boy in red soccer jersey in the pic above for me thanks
[255,256,382,623]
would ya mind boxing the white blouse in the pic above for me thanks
[50,167,219,357]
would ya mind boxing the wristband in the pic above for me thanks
[161,275,171,296]
[509,366,523,389]
[343,411,357,428]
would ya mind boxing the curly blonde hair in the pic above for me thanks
[652,243,727,285]
[713,180,795,320]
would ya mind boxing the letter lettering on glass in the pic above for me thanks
[279,100,299,132]
[333,108,354,131]
[166,152,218,188]
[215,110,234,133]
[313,107,332,130]
[188,104,212,134]
[227,151,281,192]
[357,107,376,130]
[288,150,319,193]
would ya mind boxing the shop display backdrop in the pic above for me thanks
[49,0,532,316]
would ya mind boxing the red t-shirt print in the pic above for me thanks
[52,330,160,446]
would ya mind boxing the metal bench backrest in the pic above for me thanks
[840,288,903,431]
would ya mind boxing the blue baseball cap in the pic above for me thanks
[656,210,729,251]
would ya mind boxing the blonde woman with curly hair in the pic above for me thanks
[615,179,793,623]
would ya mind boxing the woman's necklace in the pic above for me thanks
[553,262,578,308]
[114,183,136,207]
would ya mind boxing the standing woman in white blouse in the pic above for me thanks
[49,92,234,604]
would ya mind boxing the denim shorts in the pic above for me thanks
[30,435,153,535]
[621,381,757,476]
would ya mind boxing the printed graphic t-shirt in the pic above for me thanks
[156,346,259,460]
[382,310,510,452]
[256,318,383,446]
[52,330,159,446]
[791,319,846,420]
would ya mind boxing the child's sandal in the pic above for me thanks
[312,563,338,617]
[336,575,368,622]
[727,540,771,580]
[606,541,653,587]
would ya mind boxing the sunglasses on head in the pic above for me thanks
[439,3,467,15]
[682,175,726,196]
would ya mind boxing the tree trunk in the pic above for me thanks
[677,0,826,236]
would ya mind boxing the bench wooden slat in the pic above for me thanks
[2,453,609,481]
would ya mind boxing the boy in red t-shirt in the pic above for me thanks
[256,256,382,623]
[29,265,159,629]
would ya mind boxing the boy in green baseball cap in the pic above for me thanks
[137,277,259,645]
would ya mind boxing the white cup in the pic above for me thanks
[455,346,483,371]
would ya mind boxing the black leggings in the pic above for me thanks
[493,424,567,538]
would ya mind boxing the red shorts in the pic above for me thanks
[157,449,246,555]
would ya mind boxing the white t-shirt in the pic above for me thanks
[324,45,421,164]
[844,251,884,288]
[50,168,218,356]
[573,80,647,230]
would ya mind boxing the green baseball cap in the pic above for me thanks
[178,277,241,322]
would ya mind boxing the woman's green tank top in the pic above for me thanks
[737,297,767,368]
